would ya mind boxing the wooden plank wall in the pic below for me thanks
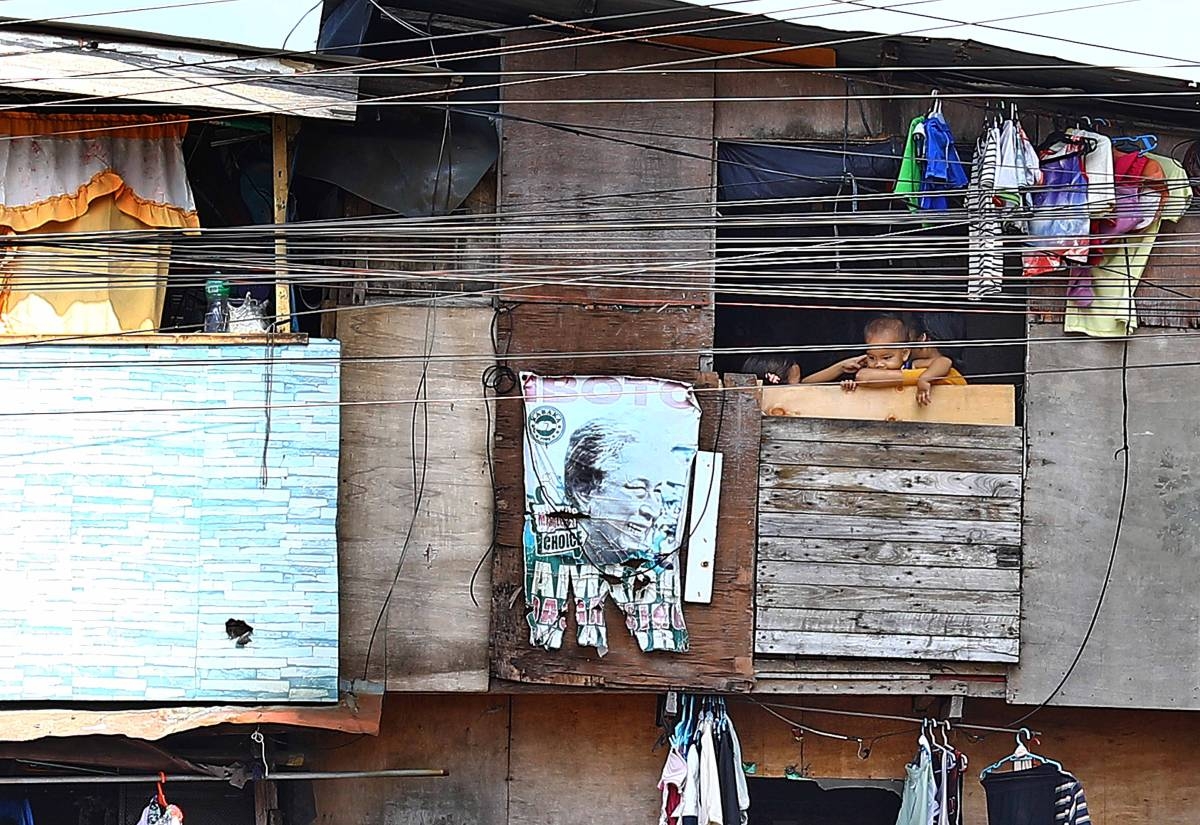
[756,417,1023,662]
[304,692,1200,825]
[338,305,494,691]
[488,36,760,690]
[1012,324,1200,709]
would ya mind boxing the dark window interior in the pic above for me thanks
[748,777,901,825]
[713,140,1027,413]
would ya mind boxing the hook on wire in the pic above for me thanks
[251,728,269,778]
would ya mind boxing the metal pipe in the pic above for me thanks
[0,769,448,786]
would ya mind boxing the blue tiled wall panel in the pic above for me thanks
[0,342,341,702]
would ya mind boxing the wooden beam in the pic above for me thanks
[273,114,292,333]
[762,384,1016,426]
[0,692,382,743]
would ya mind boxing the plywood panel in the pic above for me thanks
[1012,325,1200,709]
[762,384,1016,426]
[508,694,663,825]
[338,306,494,691]
[500,33,715,305]
[306,694,509,825]
[491,371,757,691]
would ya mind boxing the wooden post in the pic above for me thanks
[254,779,281,825]
[272,114,292,333]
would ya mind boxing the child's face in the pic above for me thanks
[864,336,910,370]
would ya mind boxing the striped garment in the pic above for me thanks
[1055,772,1092,825]
[967,125,1003,299]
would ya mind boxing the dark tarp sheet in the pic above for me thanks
[717,139,903,202]
[295,110,498,217]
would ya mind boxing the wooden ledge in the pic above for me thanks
[0,333,310,346]
[761,384,1016,426]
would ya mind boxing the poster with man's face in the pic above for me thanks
[521,373,701,656]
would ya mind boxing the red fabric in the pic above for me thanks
[666,785,682,825]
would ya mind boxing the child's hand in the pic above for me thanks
[839,355,867,374]
[840,379,857,393]
[916,377,933,406]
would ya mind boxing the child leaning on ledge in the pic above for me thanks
[803,315,965,405]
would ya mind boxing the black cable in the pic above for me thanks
[360,300,437,681]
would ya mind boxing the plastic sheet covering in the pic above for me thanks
[717,139,903,202]
[295,111,498,217]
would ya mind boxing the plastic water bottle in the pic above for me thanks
[203,277,230,333]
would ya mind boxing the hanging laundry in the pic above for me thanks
[894,736,935,825]
[994,116,1042,217]
[1067,127,1116,214]
[980,729,1092,825]
[967,123,1003,298]
[664,695,750,825]
[135,798,183,825]
[918,111,969,211]
[0,799,34,825]
[1023,141,1092,277]
[1064,151,1191,336]
[894,114,926,210]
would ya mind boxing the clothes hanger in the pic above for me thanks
[980,728,1063,778]
[928,89,942,118]
[1112,134,1158,156]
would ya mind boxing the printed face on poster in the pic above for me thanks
[520,373,702,656]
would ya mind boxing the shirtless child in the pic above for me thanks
[804,316,965,405]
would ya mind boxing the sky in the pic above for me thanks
[684,0,1200,84]
[0,0,322,51]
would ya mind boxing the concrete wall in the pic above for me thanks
[308,692,1200,825]
[0,341,341,702]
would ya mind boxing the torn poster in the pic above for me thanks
[521,373,701,656]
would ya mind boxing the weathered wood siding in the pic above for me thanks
[1012,324,1200,709]
[338,306,494,691]
[756,417,1023,662]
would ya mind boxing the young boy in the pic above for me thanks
[804,316,965,405]
[741,354,802,385]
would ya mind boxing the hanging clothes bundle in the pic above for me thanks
[658,695,750,825]
[966,103,1041,298]
[895,91,969,212]
[980,729,1091,825]
[894,721,966,825]
[134,774,184,825]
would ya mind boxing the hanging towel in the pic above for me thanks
[0,799,34,825]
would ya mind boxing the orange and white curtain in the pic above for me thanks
[0,113,199,335]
